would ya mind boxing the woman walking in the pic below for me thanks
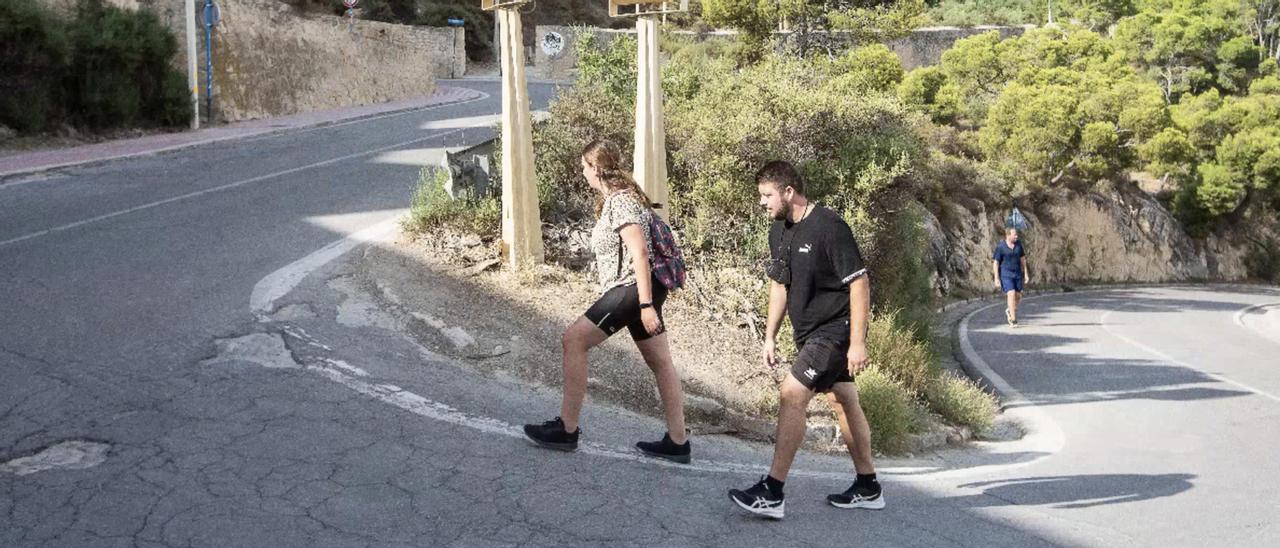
[523,139,691,463]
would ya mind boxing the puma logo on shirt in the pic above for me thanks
[798,244,812,253]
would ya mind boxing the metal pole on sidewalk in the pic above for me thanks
[185,0,199,129]
[203,0,216,122]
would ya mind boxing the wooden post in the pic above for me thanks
[496,7,545,267]
[632,14,669,219]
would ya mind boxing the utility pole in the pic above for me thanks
[185,0,199,129]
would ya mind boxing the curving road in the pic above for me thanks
[3,74,1279,545]
[958,285,1280,545]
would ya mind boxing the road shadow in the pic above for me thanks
[952,473,1196,509]
[964,329,1253,407]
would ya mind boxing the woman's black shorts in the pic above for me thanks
[583,279,669,341]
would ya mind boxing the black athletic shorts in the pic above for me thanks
[791,337,854,392]
[583,279,669,341]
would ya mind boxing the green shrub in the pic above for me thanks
[824,44,905,95]
[898,66,961,124]
[928,0,1044,27]
[666,55,923,258]
[865,311,934,395]
[0,0,69,132]
[869,205,937,341]
[0,0,188,134]
[405,168,501,239]
[925,372,999,434]
[66,0,188,130]
[855,366,922,454]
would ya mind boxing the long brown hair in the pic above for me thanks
[582,139,650,217]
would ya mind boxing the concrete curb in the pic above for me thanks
[0,86,486,181]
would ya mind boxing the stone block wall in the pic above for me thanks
[533,24,1031,80]
[885,26,1029,69]
[38,0,465,123]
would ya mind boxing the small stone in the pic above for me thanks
[683,394,726,425]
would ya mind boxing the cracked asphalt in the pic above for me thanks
[4,79,1280,546]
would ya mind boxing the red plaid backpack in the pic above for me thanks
[647,210,687,290]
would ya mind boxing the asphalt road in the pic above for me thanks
[3,78,1280,546]
[956,286,1280,545]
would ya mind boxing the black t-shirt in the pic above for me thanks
[768,205,868,345]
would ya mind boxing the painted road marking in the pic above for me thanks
[1102,308,1280,403]
[958,301,1067,462]
[1233,302,1280,346]
[0,128,469,249]
[0,88,490,186]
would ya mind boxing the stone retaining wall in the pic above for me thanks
[533,24,1031,80]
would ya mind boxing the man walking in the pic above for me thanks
[993,227,1030,326]
[729,161,884,519]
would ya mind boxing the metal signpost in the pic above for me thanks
[201,0,220,121]
[481,0,544,268]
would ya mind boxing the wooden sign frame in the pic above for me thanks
[609,0,688,18]
[481,0,531,11]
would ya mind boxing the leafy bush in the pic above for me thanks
[898,66,961,124]
[0,0,188,134]
[0,0,69,132]
[823,44,906,95]
[928,0,1044,27]
[854,366,921,454]
[925,372,999,434]
[67,0,188,130]
[405,168,501,239]
[666,55,923,257]
[868,207,937,341]
[865,311,934,395]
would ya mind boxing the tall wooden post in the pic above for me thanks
[633,14,669,219]
[612,2,685,218]
[486,1,544,267]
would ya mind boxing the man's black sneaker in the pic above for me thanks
[827,482,886,510]
[729,477,785,519]
[522,417,579,451]
[635,432,692,464]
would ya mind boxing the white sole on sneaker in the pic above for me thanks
[829,494,886,510]
[730,494,785,519]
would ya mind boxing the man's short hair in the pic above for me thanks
[756,160,804,196]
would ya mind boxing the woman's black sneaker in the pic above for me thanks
[523,417,579,451]
[826,481,886,510]
[635,432,692,464]
[729,477,785,519]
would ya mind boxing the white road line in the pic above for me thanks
[1233,302,1280,346]
[238,89,492,144]
[0,128,468,249]
[0,88,490,186]
[957,301,1067,462]
[249,213,405,316]
[1101,308,1280,403]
